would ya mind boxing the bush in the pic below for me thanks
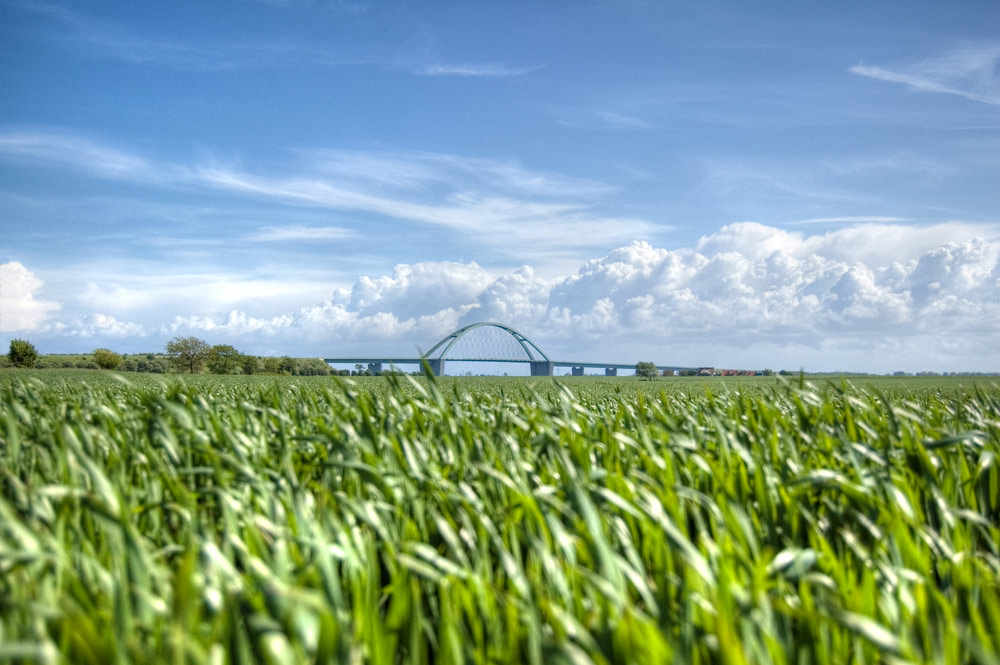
[93,348,123,370]
[294,358,332,376]
[8,339,38,368]
[125,358,169,373]
[635,361,659,380]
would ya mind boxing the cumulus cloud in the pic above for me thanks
[21,222,1000,370]
[131,221,999,370]
[47,313,146,338]
[333,261,494,321]
[0,262,60,331]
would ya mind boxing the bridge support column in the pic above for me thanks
[530,361,554,376]
[427,358,445,376]
[367,362,382,375]
[571,366,584,376]
[605,367,618,376]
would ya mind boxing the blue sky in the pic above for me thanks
[1,0,998,373]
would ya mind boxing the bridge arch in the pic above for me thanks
[424,322,551,362]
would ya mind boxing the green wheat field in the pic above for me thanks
[1,370,998,664]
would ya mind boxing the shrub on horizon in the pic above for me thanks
[93,348,123,370]
[8,339,38,368]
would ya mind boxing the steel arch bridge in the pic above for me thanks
[323,321,697,376]
[425,322,550,361]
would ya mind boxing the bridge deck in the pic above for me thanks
[323,357,697,372]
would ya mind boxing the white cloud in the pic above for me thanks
[123,221,1000,371]
[417,63,538,77]
[850,44,1000,106]
[791,216,911,225]
[193,164,653,256]
[0,262,60,331]
[0,130,657,258]
[19,2,360,71]
[49,313,146,338]
[296,149,614,199]
[13,221,1000,371]
[248,225,356,242]
[76,273,334,321]
[333,261,494,321]
[0,131,157,180]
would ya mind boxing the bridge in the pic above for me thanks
[323,322,697,376]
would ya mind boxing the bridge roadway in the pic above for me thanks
[322,357,698,376]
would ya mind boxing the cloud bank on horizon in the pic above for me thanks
[4,220,998,372]
[1,1,999,372]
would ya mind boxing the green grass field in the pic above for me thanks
[1,370,998,663]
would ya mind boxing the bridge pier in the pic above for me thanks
[571,366,584,376]
[605,367,618,376]
[530,361,554,376]
[427,358,445,377]
[367,362,382,375]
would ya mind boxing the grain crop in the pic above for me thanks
[1,371,998,663]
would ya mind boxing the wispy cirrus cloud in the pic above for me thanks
[15,1,368,70]
[556,108,659,130]
[18,3,531,75]
[196,165,656,256]
[850,43,1000,106]
[295,149,615,198]
[0,128,659,258]
[0,130,159,179]
[20,2,237,69]
[595,110,658,130]
[416,63,539,77]
[248,225,357,242]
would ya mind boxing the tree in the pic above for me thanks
[240,354,259,375]
[207,344,242,374]
[92,348,123,370]
[165,336,211,374]
[635,361,658,380]
[8,339,38,368]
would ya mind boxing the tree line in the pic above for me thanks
[2,337,340,375]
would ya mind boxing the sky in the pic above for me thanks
[1,0,998,374]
